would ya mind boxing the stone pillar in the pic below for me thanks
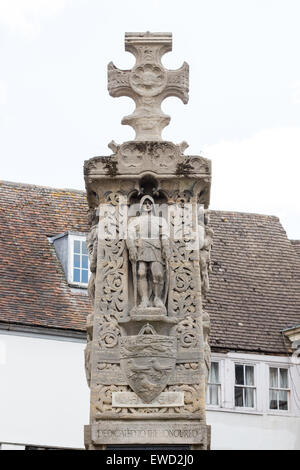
[84,32,212,450]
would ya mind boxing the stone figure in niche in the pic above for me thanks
[126,195,170,312]
[199,212,213,297]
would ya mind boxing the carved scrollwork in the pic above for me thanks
[105,191,122,206]
[95,191,128,316]
[98,314,121,350]
[87,210,99,304]
[176,362,199,371]
[166,192,200,317]
[169,242,197,316]
[94,385,128,415]
[177,316,200,349]
[97,363,120,372]
[172,291,196,316]
[107,62,130,91]
[99,329,119,349]
[173,267,195,293]
[99,257,126,314]
[169,384,203,413]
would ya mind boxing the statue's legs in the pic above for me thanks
[200,254,209,293]
[151,261,165,308]
[137,261,151,308]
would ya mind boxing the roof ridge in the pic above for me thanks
[208,209,279,220]
[0,181,282,220]
[0,180,86,194]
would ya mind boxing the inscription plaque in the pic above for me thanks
[112,391,184,408]
[90,421,208,445]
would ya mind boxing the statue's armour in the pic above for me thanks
[128,214,169,264]
[136,239,163,263]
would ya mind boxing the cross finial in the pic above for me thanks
[108,32,189,141]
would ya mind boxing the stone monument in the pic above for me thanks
[84,32,212,450]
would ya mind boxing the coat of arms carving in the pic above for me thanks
[120,332,176,403]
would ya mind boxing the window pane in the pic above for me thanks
[235,387,243,406]
[279,369,288,388]
[74,254,81,268]
[207,384,219,406]
[279,390,288,410]
[82,255,89,269]
[235,365,244,385]
[74,240,81,254]
[245,366,254,386]
[269,390,278,410]
[210,362,219,384]
[245,387,254,407]
[82,241,88,255]
[269,367,278,388]
[81,269,88,284]
[73,268,81,283]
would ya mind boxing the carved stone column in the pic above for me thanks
[84,32,212,450]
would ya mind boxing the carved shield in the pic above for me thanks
[120,335,176,403]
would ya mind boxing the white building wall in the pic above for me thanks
[207,351,300,449]
[207,411,300,450]
[0,330,89,449]
[0,331,299,449]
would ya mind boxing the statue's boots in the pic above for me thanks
[139,297,151,308]
[153,296,165,308]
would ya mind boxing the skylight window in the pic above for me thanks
[50,231,91,289]
[68,235,89,286]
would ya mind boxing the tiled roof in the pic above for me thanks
[0,181,91,331]
[0,181,299,354]
[206,211,300,354]
[291,240,300,258]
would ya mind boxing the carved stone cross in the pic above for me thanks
[108,32,189,141]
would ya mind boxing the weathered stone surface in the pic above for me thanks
[85,141,211,178]
[112,391,184,408]
[120,334,176,402]
[108,33,189,141]
[88,420,209,445]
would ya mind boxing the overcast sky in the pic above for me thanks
[0,0,299,238]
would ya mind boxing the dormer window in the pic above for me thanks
[50,231,89,288]
[69,235,89,285]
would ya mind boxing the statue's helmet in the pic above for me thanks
[139,195,156,214]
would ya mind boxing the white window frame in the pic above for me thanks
[206,360,222,408]
[206,353,298,416]
[234,362,256,410]
[268,366,290,412]
[68,234,89,287]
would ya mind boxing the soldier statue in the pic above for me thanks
[126,195,170,312]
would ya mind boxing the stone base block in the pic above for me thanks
[84,420,210,449]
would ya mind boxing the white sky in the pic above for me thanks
[0,0,299,238]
